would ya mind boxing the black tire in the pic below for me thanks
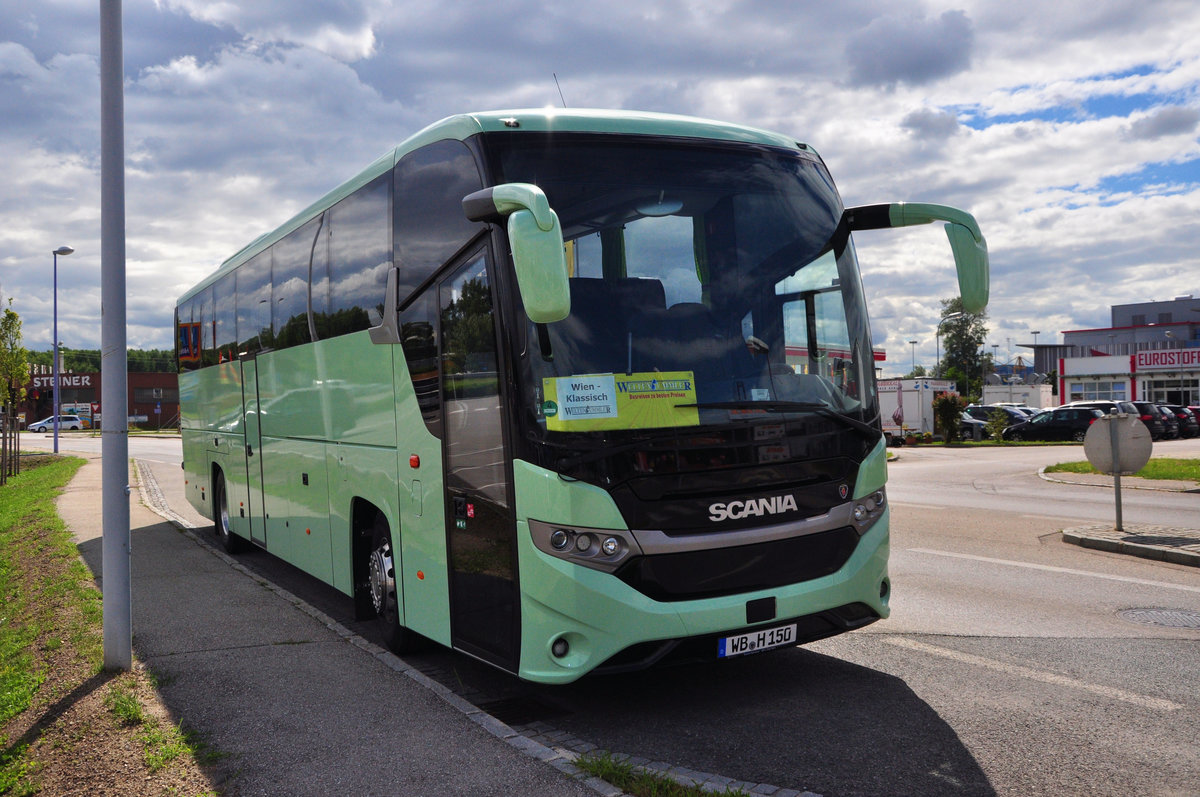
[1008,431,1022,442]
[1072,430,1087,443]
[367,515,422,654]
[213,471,248,554]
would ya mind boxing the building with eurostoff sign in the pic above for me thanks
[1046,296,1200,406]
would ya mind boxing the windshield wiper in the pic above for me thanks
[676,401,882,441]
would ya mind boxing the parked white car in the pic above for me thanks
[27,414,84,432]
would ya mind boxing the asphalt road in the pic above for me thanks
[25,432,1200,796]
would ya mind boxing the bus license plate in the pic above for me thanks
[717,623,797,658]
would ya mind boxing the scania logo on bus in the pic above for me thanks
[708,493,798,522]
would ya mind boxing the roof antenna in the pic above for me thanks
[553,73,567,108]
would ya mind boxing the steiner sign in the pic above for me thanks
[543,371,699,431]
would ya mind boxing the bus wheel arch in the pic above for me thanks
[352,501,422,653]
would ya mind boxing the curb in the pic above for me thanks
[1061,525,1200,568]
[133,460,815,797]
[1038,467,1199,493]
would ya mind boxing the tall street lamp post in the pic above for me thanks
[52,245,74,453]
[908,339,918,376]
[935,312,964,379]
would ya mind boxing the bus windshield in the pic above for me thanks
[483,134,878,458]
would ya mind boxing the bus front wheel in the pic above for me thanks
[367,516,421,654]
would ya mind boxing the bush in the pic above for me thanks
[985,410,1010,441]
[932,392,966,440]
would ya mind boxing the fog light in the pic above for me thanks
[880,580,889,598]
[601,536,620,556]
[550,529,570,550]
[575,533,593,553]
[874,490,885,507]
[551,637,570,658]
[853,504,868,522]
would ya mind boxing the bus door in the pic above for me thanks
[240,357,268,546]
[438,251,519,671]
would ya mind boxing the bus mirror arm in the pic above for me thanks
[368,266,402,345]
[844,202,990,314]
[463,184,571,324]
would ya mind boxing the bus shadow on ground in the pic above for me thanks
[527,646,996,797]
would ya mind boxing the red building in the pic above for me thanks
[21,366,179,429]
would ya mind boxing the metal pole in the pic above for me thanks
[52,252,59,453]
[100,0,131,671]
[1110,411,1123,532]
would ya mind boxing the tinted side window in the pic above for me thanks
[272,216,321,349]
[176,298,200,372]
[394,139,484,304]
[236,252,272,356]
[400,289,441,437]
[213,273,238,363]
[322,175,391,338]
[198,286,216,367]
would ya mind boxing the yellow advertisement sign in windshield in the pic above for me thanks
[543,372,699,431]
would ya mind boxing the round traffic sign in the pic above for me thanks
[1083,413,1152,475]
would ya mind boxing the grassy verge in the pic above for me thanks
[576,751,751,797]
[0,455,218,795]
[1044,457,1200,481]
[0,457,94,723]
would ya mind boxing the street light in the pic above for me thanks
[908,339,918,376]
[935,312,964,379]
[52,245,74,453]
[1030,330,1041,373]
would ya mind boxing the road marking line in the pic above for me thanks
[907,548,1200,594]
[885,637,1182,711]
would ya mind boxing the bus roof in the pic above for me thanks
[180,109,813,303]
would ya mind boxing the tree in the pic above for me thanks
[1,300,28,482]
[932,391,966,441]
[937,297,989,399]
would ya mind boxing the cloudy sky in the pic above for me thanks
[2,0,1199,374]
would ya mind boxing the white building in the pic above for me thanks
[1051,296,1200,406]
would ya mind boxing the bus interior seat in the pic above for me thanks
[543,277,666,375]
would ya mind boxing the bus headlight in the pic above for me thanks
[850,487,887,536]
[528,519,643,572]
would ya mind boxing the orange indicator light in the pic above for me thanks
[409,454,420,469]
[417,570,425,580]
[306,528,311,535]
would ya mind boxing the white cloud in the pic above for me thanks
[0,0,1197,373]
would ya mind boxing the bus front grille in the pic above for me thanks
[613,526,859,602]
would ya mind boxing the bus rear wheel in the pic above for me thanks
[213,471,247,554]
[367,516,422,654]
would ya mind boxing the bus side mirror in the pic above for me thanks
[845,201,989,313]
[463,183,570,323]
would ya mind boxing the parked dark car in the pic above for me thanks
[1155,405,1180,439]
[1164,405,1199,438]
[1062,399,1139,416]
[1130,401,1167,440]
[964,404,1029,428]
[959,413,989,440]
[1002,407,1105,442]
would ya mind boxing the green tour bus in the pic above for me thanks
[176,108,988,683]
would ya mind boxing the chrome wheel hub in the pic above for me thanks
[368,543,394,615]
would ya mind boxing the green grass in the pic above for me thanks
[104,685,146,727]
[0,457,90,726]
[1045,457,1200,481]
[575,751,750,797]
[0,455,89,794]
